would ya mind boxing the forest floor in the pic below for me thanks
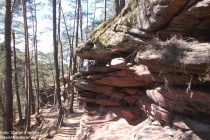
[31,101,84,140]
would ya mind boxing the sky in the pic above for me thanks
[0,0,104,53]
[34,0,104,53]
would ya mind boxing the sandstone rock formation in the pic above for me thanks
[75,0,210,139]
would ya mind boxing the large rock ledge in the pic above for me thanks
[75,0,210,139]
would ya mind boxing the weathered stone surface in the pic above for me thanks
[137,0,210,40]
[138,0,190,31]
[75,0,210,139]
[79,97,122,107]
[124,88,145,95]
[135,39,210,75]
[79,91,97,98]
[151,72,202,86]
[137,92,210,138]
[137,94,174,124]
[129,119,208,140]
[158,0,210,40]
[86,69,154,87]
[76,107,145,140]
[132,64,206,86]
[146,87,210,118]
[151,103,174,124]
[172,115,191,131]
[76,0,210,64]
[76,31,145,63]
[76,80,142,106]
[123,95,140,106]
[75,80,125,97]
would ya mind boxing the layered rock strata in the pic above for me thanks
[75,0,210,139]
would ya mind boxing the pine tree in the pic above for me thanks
[53,0,62,125]
[22,0,34,131]
[12,31,22,120]
[115,0,125,16]
[104,0,107,21]
[4,0,13,136]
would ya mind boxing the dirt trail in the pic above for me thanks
[50,105,83,140]
[35,101,84,140]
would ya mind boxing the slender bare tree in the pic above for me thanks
[58,0,65,87]
[12,31,22,120]
[34,0,40,115]
[78,0,84,69]
[61,7,72,87]
[53,0,62,125]
[22,0,34,131]
[30,0,40,114]
[119,0,125,12]
[115,0,120,16]
[86,0,89,39]
[79,0,83,41]
[67,0,77,84]
[3,0,13,136]
[115,0,125,16]
[104,0,107,21]
[69,0,80,113]
[92,0,97,30]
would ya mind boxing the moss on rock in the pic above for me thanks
[90,19,113,43]
[90,0,138,46]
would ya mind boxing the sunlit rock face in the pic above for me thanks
[75,0,210,139]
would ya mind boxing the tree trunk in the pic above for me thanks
[92,0,96,31]
[104,0,107,21]
[4,0,13,136]
[69,0,80,113]
[12,31,22,120]
[119,0,125,12]
[40,67,47,95]
[60,42,65,85]
[61,7,72,87]
[115,0,120,16]
[115,0,125,16]
[67,0,77,88]
[30,0,40,114]
[34,0,40,115]
[30,71,35,115]
[79,0,84,70]
[22,0,33,131]
[79,0,83,42]
[0,91,6,120]
[0,78,5,120]
[58,0,65,87]
[29,2,36,115]
[0,80,6,128]
[86,0,88,39]
[53,0,62,125]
